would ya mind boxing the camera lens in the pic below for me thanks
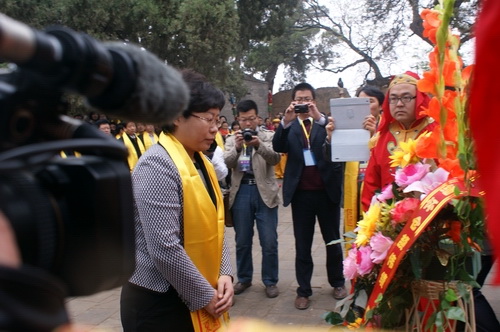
[243,131,253,141]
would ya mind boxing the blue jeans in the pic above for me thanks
[232,184,279,286]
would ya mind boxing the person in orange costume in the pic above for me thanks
[361,71,437,211]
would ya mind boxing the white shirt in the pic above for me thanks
[210,146,228,181]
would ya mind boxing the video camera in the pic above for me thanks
[0,12,186,297]
[0,54,136,299]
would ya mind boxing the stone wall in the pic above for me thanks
[270,87,351,118]
[220,75,270,123]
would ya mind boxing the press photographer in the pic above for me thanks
[0,12,189,331]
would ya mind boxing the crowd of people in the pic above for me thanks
[68,73,497,330]
[69,79,357,328]
[1,67,497,331]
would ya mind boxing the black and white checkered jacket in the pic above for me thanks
[128,144,232,311]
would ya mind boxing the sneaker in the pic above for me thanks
[265,285,279,298]
[294,296,310,310]
[234,282,252,295]
[333,286,347,300]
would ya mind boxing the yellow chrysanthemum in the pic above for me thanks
[355,203,381,246]
[347,317,363,330]
[389,138,419,168]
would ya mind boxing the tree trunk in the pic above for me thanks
[265,63,279,92]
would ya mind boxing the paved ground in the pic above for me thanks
[66,203,500,331]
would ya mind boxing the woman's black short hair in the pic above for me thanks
[355,85,385,105]
[163,69,225,133]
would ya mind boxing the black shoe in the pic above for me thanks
[265,285,279,298]
[234,282,252,295]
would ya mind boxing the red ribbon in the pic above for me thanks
[364,178,483,321]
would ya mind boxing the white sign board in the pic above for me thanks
[329,98,371,162]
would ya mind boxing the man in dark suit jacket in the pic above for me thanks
[272,82,346,310]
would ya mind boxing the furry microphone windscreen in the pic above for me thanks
[89,42,189,125]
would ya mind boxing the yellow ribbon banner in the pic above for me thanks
[364,177,483,321]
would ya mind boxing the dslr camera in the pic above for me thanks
[294,104,309,113]
[242,128,257,141]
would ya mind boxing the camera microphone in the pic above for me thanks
[0,13,189,124]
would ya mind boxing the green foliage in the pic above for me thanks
[241,2,338,90]
[1,0,243,94]
[322,311,344,325]
[237,0,299,48]
[425,286,467,332]
[168,0,241,91]
[2,1,478,98]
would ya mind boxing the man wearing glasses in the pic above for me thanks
[224,99,282,299]
[273,83,347,310]
[361,71,437,211]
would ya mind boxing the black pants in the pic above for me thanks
[290,189,344,297]
[474,255,500,332]
[120,282,194,332]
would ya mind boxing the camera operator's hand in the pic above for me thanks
[0,210,72,332]
[0,211,21,268]
[363,114,378,136]
[325,117,335,143]
[283,102,298,126]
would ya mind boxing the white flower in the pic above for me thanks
[403,167,450,195]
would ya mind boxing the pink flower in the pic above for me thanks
[343,247,359,280]
[375,184,394,203]
[403,167,450,195]
[391,197,420,223]
[395,162,431,187]
[357,246,374,276]
[369,232,394,264]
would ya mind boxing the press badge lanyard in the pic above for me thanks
[299,118,316,166]
[238,143,251,171]
[299,118,312,149]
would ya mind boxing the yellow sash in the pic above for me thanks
[159,132,229,332]
[59,151,82,158]
[121,134,145,172]
[343,161,359,233]
[215,131,224,149]
[141,132,158,150]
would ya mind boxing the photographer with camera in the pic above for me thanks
[272,83,346,310]
[223,99,281,298]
